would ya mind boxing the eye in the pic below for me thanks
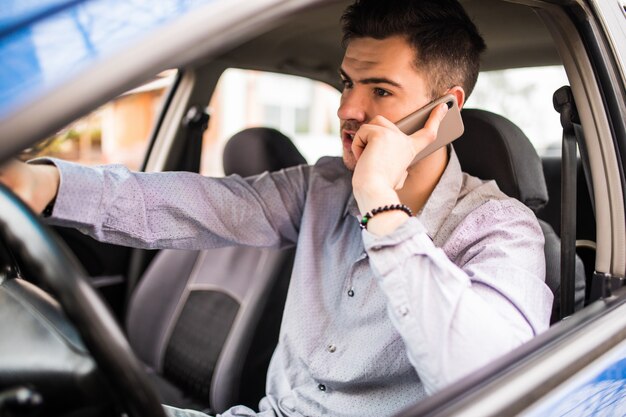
[341,79,353,90]
[374,87,390,97]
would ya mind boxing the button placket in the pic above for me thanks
[345,252,367,299]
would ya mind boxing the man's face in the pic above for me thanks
[337,36,431,171]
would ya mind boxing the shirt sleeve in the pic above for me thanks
[40,158,309,250]
[362,199,552,394]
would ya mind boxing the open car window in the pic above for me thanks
[21,70,177,171]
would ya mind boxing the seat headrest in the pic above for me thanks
[223,127,307,177]
[454,109,549,213]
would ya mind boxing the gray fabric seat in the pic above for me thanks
[454,108,586,323]
[125,128,306,413]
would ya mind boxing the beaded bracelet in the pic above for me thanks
[359,204,413,229]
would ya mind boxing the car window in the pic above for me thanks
[21,70,177,171]
[200,69,341,176]
[466,65,569,156]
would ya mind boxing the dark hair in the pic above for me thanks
[341,0,486,99]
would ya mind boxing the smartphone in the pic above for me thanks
[395,93,464,165]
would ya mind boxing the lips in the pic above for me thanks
[342,130,355,149]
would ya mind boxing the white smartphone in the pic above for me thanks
[395,93,464,165]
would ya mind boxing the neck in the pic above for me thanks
[397,147,449,214]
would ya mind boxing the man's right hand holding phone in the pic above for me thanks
[350,102,450,236]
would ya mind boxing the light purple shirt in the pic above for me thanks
[45,149,552,417]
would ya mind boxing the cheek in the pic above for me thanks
[374,102,407,124]
[389,100,428,124]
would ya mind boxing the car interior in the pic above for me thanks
[2,0,626,416]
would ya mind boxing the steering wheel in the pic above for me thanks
[0,184,167,417]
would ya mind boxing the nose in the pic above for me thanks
[337,89,367,123]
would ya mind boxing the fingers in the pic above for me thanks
[351,130,366,161]
[351,116,396,160]
[420,103,449,140]
[368,115,397,129]
[351,105,447,165]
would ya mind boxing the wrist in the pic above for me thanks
[31,164,60,214]
[363,209,411,236]
[353,181,399,214]
[359,203,413,237]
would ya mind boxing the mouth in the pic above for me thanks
[342,130,355,148]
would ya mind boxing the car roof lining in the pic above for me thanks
[210,0,562,90]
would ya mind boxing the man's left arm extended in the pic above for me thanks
[362,201,552,395]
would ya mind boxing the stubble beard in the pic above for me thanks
[341,121,359,172]
[342,150,356,172]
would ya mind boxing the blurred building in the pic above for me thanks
[40,69,341,174]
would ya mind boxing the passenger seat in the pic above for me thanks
[125,127,306,413]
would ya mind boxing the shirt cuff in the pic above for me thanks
[362,217,444,278]
[362,216,428,250]
[28,157,104,227]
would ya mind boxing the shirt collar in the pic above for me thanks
[418,146,463,239]
[344,146,464,239]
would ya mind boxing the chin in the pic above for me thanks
[342,153,356,172]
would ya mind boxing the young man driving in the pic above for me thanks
[1,0,552,416]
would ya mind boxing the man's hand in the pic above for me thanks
[350,103,448,235]
[351,103,448,198]
[0,161,60,214]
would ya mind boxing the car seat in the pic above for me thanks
[125,127,306,413]
[454,108,585,324]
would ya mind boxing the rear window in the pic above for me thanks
[466,65,569,156]
[200,69,341,176]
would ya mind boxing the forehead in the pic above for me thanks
[342,36,418,75]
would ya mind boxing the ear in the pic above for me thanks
[446,86,466,110]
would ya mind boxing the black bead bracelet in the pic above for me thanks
[359,204,413,229]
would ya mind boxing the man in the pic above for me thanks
[1,0,553,416]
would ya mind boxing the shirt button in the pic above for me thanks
[347,289,354,297]
[318,384,326,392]
[327,344,336,353]
[398,306,410,316]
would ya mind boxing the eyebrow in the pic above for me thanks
[339,68,402,88]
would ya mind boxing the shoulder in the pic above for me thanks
[313,156,348,173]
[310,156,352,183]
[445,173,543,251]
[432,169,541,245]
[462,173,538,226]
